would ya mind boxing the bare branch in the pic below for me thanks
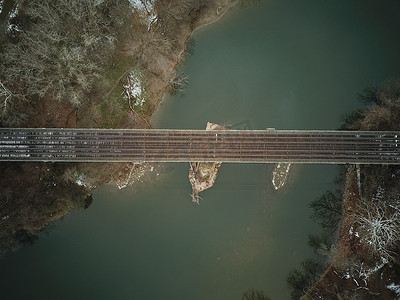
[356,201,400,262]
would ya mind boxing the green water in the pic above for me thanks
[0,0,14,24]
[1,1,400,299]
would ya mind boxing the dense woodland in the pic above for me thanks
[0,0,213,127]
[0,0,132,125]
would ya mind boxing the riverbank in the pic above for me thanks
[301,81,400,299]
[1,2,399,298]
[304,166,400,299]
[0,0,238,255]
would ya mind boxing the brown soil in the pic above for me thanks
[303,166,399,299]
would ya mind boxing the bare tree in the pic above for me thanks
[241,288,270,300]
[357,87,381,106]
[356,201,400,262]
[0,0,129,125]
[124,30,173,69]
[0,80,14,114]
[309,190,343,234]
[168,72,189,95]
[0,79,26,123]
[287,259,325,299]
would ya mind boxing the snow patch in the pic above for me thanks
[359,258,387,280]
[0,0,4,14]
[370,257,387,274]
[341,257,388,292]
[128,0,157,31]
[343,271,351,280]
[128,0,147,11]
[76,174,88,187]
[387,283,400,298]
[8,23,21,33]
[8,3,18,18]
[123,70,146,107]
[6,3,22,34]
[349,226,360,238]
[146,14,158,31]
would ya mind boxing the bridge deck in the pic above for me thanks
[0,128,399,164]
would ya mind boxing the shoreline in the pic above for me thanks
[0,0,240,256]
[192,0,239,32]
[150,0,239,125]
[58,0,241,189]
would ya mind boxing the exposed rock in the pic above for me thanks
[188,122,227,203]
[271,162,291,190]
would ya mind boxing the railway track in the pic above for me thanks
[0,128,399,164]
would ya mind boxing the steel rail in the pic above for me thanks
[0,129,399,163]
[0,140,397,152]
[0,144,396,154]
[0,137,397,145]
[0,142,397,153]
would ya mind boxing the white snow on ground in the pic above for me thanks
[0,0,4,14]
[8,23,21,32]
[128,0,146,11]
[387,283,400,299]
[341,257,388,290]
[76,174,88,187]
[7,3,21,33]
[146,13,158,31]
[8,2,17,18]
[349,226,360,238]
[128,0,157,30]
[364,258,387,279]
[123,70,146,107]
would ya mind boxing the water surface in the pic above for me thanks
[1,1,400,299]
[0,0,15,22]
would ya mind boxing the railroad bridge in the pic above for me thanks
[0,128,400,164]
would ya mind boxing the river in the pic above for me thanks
[1,1,400,299]
[0,0,13,24]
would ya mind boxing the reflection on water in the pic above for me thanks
[0,163,338,300]
[1,0,400,299]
